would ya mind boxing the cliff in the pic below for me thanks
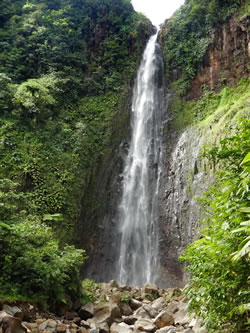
[191,14,250,98]
[158,1,250,287]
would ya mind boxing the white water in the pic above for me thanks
[117,34,165,286]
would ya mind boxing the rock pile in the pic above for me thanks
[0,281,207,333]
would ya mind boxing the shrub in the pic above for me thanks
[0,217,85,305]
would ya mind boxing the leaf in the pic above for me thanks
[43,213,64,222]
[232,237,250,261]
[234,303,250,314]
[239,207,250,214]
[241,152,250,166]
[0,222,11,230]
[231,227,249,234]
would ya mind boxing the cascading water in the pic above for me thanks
[117,33,165,286]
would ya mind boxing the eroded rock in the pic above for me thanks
[120,303,133,317]
[110,322,134,333]
[142,304,158,318]
[0,283,206,333]
[2,306,23,321]
[135,318,155,332]
[94,303,121,326]
[151,298,166,312]
[78,303,94,320]
[1,316,30,333]
[130,299,142,311]
[154,311,174,329]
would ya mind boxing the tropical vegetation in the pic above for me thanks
[0,0,151,304]
[180,119,250,332]
[160,0,246,95]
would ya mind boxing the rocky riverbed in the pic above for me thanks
[0,281,207,333]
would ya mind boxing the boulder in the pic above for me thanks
[72,317,81,326]
[64,312,78,321]
[142,284,159,298]
[123,316,137,325]
[39,320,49,331]
[78,303,94,320]
[0,311,9,323]
[153,311,174,329]
[46,319,57,333]
[131,287,142,301]
[86,318,97,329]
[142,304,158,318]
[69,323,78,329]
[22,323,38,333]
[2,306,23,321]
[94,303,121,326]
[108,293,121,306]
[56,323,68,333]
[130,299,142,311]
[0,315,30,333]
[96,322,109,333]
[110,322,134,333]
[120,304,133,317]
[151,298,166,312]
[134,307,151,320]
[165,289,181,300]
[165,302,179,316]
[173,303,189,326]
[80,320,91,329]
[135,318,155,332]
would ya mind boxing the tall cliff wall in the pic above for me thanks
[78,86,133,282]
[158,8,250,286]
[80,3,250,288]
[191,15,250,99]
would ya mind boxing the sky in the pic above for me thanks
[131,0,185,26]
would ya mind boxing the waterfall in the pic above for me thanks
[117,33,165,286]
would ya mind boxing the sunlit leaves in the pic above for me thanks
[13,74,59,116]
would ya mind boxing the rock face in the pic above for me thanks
[0,282,206,333]
[79,9,249,289]
[191,15,250,99]
[77,86,133,282]
[157,126,213,287]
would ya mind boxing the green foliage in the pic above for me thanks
[0,216,85,305]
[180,119,250,332]
[168,78,250,131]
[12,74,59,119]
[81,279,101,305]
[161,0,242,94]
[120,293,132,304]
[0,0,151,304]
[236,0,250,20]
[0,0,151,92]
